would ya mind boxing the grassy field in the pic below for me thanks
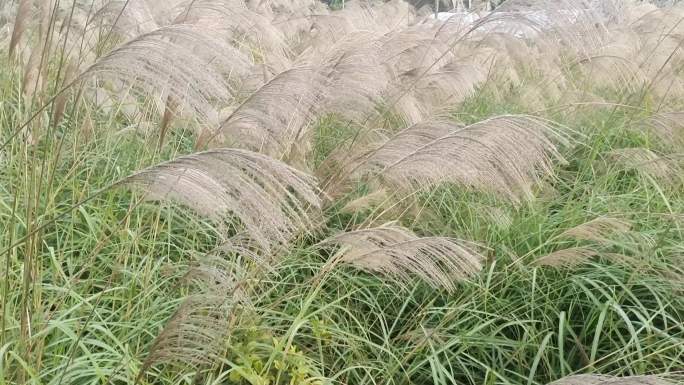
[1,0,683,384]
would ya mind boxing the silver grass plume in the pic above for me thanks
[535,246,600,267]
[140,255,249,372]
[559,216,632,245]
[52,59,78,128]
[291,15,353,51]
[573,53,647,94]
[629,7,684,81]
[142,296,231,370]
[217,231,274,271]
[323,0,414,35]
[309,32,393,122]
[320,223,484,292]
[490,0,612,57]
[301,1,403,50]
[81,24,250,129]
[247,0,321,16]
[535,216,634,267]
[173,0,292,71]
[377,24,481,118]
[412,62,487,113]
[214,66,327,161]
[379,25,456,77]
[92,0,160,40]
[340,188,389,214]
[8,0,31,58]
[346,115,572,204]
[120,148,321,254]
[606,148,682,185]
[20,0,51,99]
[639,113,684,150]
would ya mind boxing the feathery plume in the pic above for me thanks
[388,89,429,126]
[141,293,232,370]
[20,0,53,99]
[472,202,513,229]
[92,0,160,40]
[412,62,487,112]
[81,24,250,130]
[8,0,31,58]
[215,66,326,159]
[174,0,292,70]
[217,232,275,270]
[490,0,611,55]
[606,148,682,185]
[639,113,684,150]
[535,246,599,267]
[348,115,571,203]
[321,223,484,292]
[414,62,487,112]
[340,188,390,214]
[379,25,455,76]
[559,216,632,245]
[575,55,647,93]
[310,32,392,122]
[22,37,44,99]
[52,59,79,128]
[121,148,321,253]
[140,256,247,372]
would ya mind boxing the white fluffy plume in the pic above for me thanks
[81,24,251,127]
[345,115,572,203]
[121,148,321,253]
[321,223,484,292]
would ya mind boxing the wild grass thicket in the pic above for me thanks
[0,0,683,384]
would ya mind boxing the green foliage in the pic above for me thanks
[2,3,684,385]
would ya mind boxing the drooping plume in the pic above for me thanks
[8,0,32,58]
[535,246,600,267]
[344,115,572,203]
[606,148,682,185]
[535,216,635,267]
[92,0,161,40]
[559,216,632,245]
[638,113,684,150]
[321,223,484,292]
[214,66,326,161]
[81,24,250,129]
[120,148,321,253]
[139,255,250,372]
[310,32,392,122]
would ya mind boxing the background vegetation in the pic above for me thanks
[0,0,683,384]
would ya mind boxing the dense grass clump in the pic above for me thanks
[1,0,683,384]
